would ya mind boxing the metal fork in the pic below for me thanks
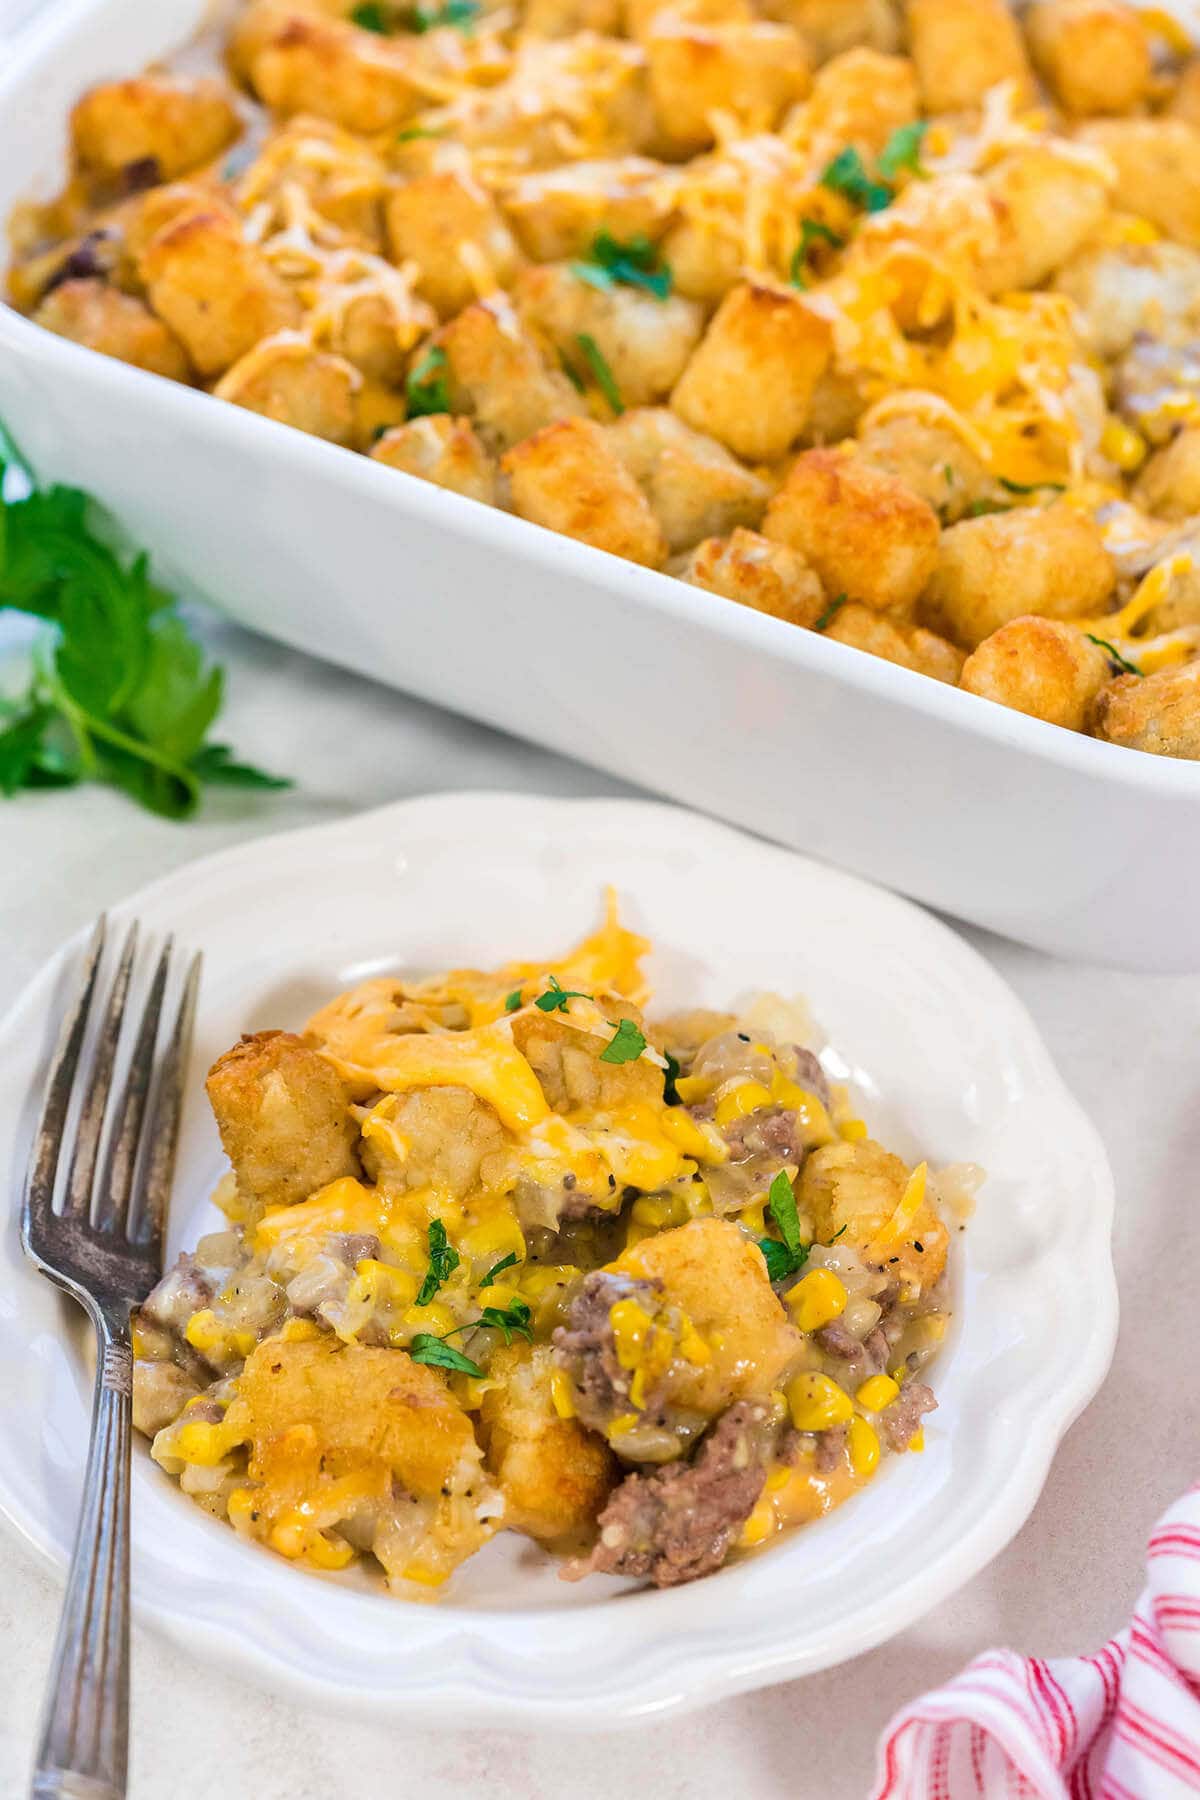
[21,918,200,1800]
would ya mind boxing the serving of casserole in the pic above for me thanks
[135,897,965,1593]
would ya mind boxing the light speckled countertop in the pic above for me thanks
[1,613,1196,1800]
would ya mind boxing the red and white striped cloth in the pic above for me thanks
[873,1485,1200,1799]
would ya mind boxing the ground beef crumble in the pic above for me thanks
[572,1401,769,1588]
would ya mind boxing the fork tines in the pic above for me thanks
[22,917,200,1304]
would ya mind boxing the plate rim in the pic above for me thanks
[0,790,1119,1726]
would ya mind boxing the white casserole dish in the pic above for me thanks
[2,0,1199,971]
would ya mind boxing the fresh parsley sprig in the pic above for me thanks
[1086,634,1143,678]
[479,1251,520,1287]
[758,1169,809,1283]
[789,217,845,289]
[814,593,848,632]
[821,121,931,220]
[352,0,480,32]
[572,231,672,301]
[575,334,624,415]
[0,436,287,818]
[534,974,593,1014]
[599,1017,646,1064]
[408,1334,484,1376]
[415,1217,460,1306]
[405,344,451,418]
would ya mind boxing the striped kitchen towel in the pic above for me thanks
[873,1485,1200,1798]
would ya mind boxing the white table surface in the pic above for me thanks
[1,609,1196,1800]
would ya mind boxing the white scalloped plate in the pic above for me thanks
[0,793,1116,1726]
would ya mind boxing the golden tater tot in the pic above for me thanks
[1090,660,1200,759]
[1024,0,1151,117]
[959,616,1110,731]
[763,447,940,615]
[70,75,239,182]
[678,528,826,626]
[921,504,1116,649]
[1077,120,1200,249]
[33,278,191,381]
[371,415,498,505]
[1132,429,1200,524]
[670,282,832,462]
[502,416,669,567]
[906,0,1034,114]
[206,1029,360,1216]
[825,601,965,683]
[480,1345,617,1546]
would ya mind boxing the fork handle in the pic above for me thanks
[30,1313,132,1800]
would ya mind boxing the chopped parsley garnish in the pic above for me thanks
[944,464,955,486]
[480,1251,519,1287]
[575,333,624,414]
[789,217,845,288]
[828,1223,848,1243]
[415,1218,459,1306]
[571,231,671,300]
[405,344,451,417]
[504,987,524,1012]
[758,1170,809,1282]
[408,1334,484,1377]
[758,1236,809,1283]
[877,120,929,182]
[821,146,892,214]
[998,477,1067,495]
[662,1049,682,1106]
[474,1300,533,1344]
[350,1,390,27]
[967,498,1009,518]
[599,1017,646,1064]
[0,430,288,818]
[396,125,445,142]
[353,0,479,29]
[534,974,592,1013]
[814,593,848,632]
[1086,634,1143,677]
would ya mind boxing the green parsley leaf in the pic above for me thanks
[662,1049,681,1106]
[408,1334,484,1377]
[190,743,292,790]
[0,441,288,819]
[504,988,524,1012]
[877,120,929,182]
[350,0,390,28]
[575,333,624,414]
[405,344,451,417]
[967,498,1009,518]
[827,1223,848,1243]
[788,217,845,288]
[479,1251,519,1287]
[599,1016,646,1064]
[821,146,892,213]
[943,464,955,486]
[814,593,847,632]
[534,974,592,1013]
[396,124,445,142]
[1085,634,1143,677]
[767,1169,801,1255]
[415,1217,460,1306]
[476,1299,533,1344]
[757,1236,809,1283]
[412,0,480,28]
[560,355,587,393]
[998,476,1067,495]
[571,231,671,300]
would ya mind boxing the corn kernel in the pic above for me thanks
[227,1487,256,1530]
[772,1076,838,1147]
[786,1269,848,1332]
[631,1195,674,1229]
[1101,417,1147,473]
[609,1412,639,1436]
[766,1463,792,1493]
[520,1264,580,1300]
[402,1300,457,1338]
[176,1419,236,1466]
[739,1498,777,1547]
[714,1081,773,1128]
[848,1415,880,1477]
[673,1074,710,1105]
[1142,7,1192,53]
[677,1314,711,1366]
[550,1368,576,1418]
[280,1317,321,1343]
[839,1118,868,1142]
[306,1531,356,1571]
[786,1372,854,1431]
[856,1373,900,1412]
[739,1198,769,1235]
[624,1220,657,1249]
[661,1109,727,1161]
[908,1427,925,1453]
[401,1562,449,1587]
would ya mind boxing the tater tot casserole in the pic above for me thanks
[11,0,1200,757]
[132,901,969,1592]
